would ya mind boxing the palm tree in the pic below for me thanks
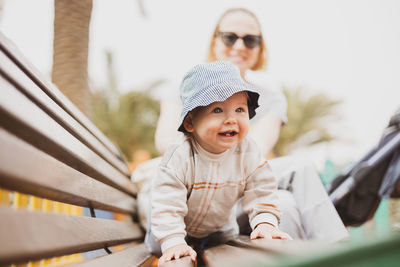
[274,87,342,156]
[51,0,93,116]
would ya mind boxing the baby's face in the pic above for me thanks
[185,92,250,154]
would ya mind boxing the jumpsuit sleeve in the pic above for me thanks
[242,158,282,230]
[151,163,189,252]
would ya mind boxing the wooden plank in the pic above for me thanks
[0,207,144,265]
[0,77,136,196]
[159,256,195,267]
[0,127,136,214]
[0,51,130,177]
[203,236,332,267]
[228,235,327,255]
[70,244,151,267]
[0,32,122,161]
[202,244,273,267]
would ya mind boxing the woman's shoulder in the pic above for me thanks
[246,70,281,92]
[246,70,288,123]
[246,71,285,101]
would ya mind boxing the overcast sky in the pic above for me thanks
[2,0,400,168]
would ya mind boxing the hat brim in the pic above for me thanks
[178,81,259,133]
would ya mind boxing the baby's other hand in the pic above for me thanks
[250,223,292,240]
[158,243,197,265]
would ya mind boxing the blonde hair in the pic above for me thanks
[207,8,267,70]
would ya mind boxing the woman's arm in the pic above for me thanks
[155,99,182,155]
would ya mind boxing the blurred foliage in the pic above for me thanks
[92,89,160,161]
[91,51,161,161]
[274,87,342,156]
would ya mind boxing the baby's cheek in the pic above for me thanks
[206,124,221,135]
[239,120,250,137]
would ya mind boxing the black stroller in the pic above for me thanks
[327,107,400,226]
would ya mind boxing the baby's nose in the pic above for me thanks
[224,115,237,124]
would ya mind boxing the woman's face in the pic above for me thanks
[213,11,261,77]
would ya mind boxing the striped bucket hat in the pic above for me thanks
[178,61,260,132]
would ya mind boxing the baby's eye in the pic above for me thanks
[212,107,223,113]
[236,107,244,113]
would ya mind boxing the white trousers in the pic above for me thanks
[269,156,348,242]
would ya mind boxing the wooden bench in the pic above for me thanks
[0,31,153,266]
[2,30,400,267]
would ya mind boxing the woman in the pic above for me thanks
[137,7,348,242]
[155,8,285,158]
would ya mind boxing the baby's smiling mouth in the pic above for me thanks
[218,130,238,137]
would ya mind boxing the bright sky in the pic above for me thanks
[2,0,400,168]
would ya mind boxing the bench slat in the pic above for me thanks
[0,76,136,196]
[159,256,195,267]
[202,244,272,267]
[0,50,130,177]
[0,207,143,265]
[0,127,136,214]
[70,244,151,267]
[228,235,324,255]
[0,32,123,161]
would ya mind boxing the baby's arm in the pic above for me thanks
[151,152,195,262]
[241,143,290,239]
[159,244,197,264]
[250,223,292,240]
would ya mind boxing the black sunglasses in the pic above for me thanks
[217,32,262,49]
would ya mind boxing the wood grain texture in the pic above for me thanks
[0,77,136,196]
[0,32,122,161]
[158,256,195,267]
[0,51,130,176]
[70,244,151,267]
[0,207,143,265]
[0,128,136,214]
[228,235,327,255]
[202,244,271,267]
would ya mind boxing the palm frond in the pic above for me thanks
[274,87,342,156]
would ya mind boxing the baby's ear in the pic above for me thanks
[183,112,194,133]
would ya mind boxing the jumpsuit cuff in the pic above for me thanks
[160,234,187,253]
[250,213,279,230]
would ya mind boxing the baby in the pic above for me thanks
[145,61,291,264]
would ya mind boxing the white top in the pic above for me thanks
[150,135,281,252]
[245,70,287,124]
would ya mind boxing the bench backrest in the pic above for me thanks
[0,32,150,266]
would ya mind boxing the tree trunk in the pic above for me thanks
[52,0,93,117]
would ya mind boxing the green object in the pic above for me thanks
[319,159,341,185]
[374,199,390,238]
[254,233,400,267]
[349,225,366,243]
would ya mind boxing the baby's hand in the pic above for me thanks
[250,223,292,240]
[158,243,197,265]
